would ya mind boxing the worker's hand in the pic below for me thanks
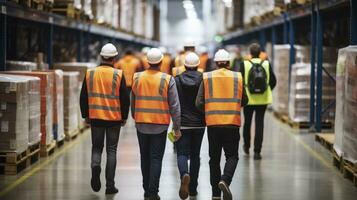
[121,120,127,127]
[85,117,91,124]
[174,129,182,141]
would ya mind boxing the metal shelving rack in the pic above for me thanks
[223,0,357,132]
[0,1,160,71]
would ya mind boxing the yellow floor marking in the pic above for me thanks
[0,130,90,197]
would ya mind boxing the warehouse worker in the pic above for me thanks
[175,52,205,200]
[172,41,196,77]
[159,47,172,74]
[80,43,130,194]
[141,47,151,70]
[115,50,142,92]
[196,49,248,200]
[198,46,212,72]
[245,51,268,61]
[240,43,276,160]
[231,46,244,72]
[131,48,181,200]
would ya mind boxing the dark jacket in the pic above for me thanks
[80,64,130,127]
[175,69,205,127]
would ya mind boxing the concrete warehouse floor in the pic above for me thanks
[0,112,356,200]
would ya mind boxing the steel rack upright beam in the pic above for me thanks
[0,4,6,71]
[351,0,357,45]
[288,15,295,99]
[309,2,317,130]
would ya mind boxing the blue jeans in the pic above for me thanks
[175,128,205,194]
[137,131,167,197]
[91,125,121,188]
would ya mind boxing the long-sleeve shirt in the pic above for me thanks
[80,64,130,127]
[131,72,181,134]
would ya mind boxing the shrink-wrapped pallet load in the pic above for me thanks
[334,46,357,164]
[53,62,96,131]
[63,72,80,136]
[0,76,29,153]
[272,45,290,115]
[6,61,38,71]
[0,74,41,147]
[3,71,54,146]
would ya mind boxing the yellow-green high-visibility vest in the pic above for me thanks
[243,58,272,105]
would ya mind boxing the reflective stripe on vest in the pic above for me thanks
[132,70,171,125]
[243,58,272,105]
[203,68,243,126]
[86,66,122,121]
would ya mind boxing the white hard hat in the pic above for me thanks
[142,47,150,54]
[184,40,196,48]
[100,43,118,58]
[214,49,230,62]
[147,48,163,64]
[184,52,200,68]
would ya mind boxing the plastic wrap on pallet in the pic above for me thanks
[272,45,290,115]
[3,71,54,146]
[6,61,38,71]
[53,62,96,130]
[133,0,144,35]
[289,62,336,122]
[334,46,357,163]
[0,75,29,153]
[63,72,80,135]
[83,0,93,19]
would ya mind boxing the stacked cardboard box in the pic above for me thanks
[0,76,29,153]
[53,62,96,130]
[334,46,357,164]
[4,71,54,146]
[6,61,38,71]
[63,72,80,135]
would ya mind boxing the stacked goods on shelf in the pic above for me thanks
[288,47,337,123]
[0,74,41,147]
[120,0,134,33]
[83,0,93,20]
[133,0,145,36]
[215,0,244,33]
[41,70,65,142]
[0,75,29,153]
[6,61,37,71]
[145,2,154,40]
[272,45,291,115]
[52,0,81,19]
[53,62,96,130]
[3,71,54,147]
[92,0,117,26]
[63,72,80,137]
[334,46,357,164]
[243,0,275,26]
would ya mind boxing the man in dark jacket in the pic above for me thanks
[175,52,206,200]
[80,43,130,194]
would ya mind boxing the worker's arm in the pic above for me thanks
[131,90,136,119]
[269,63,277,90]
[241,87,249,107]
[119,76,130,121]
[79,75,89,119]
[195,82,205,113]
[168,77,181,131]
[239,61,245,77]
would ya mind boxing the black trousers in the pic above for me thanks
[137,131,167,197]
[243,105,267,154]
[91,125,121,188]
[207,126,240,197]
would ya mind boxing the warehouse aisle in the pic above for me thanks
[0,113,357,200]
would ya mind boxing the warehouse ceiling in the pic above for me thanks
[167,0,203,23]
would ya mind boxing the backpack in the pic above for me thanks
[247,60,268,94]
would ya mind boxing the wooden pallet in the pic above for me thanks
[65,129,79,141]
[27,142,40,166]
[0,149,28,175]
[51,4,82,20]
[342,159,357,187]
[332,148,343,172]
[315,133,334,152]
[40,140,56,157]
[56,138,66,149]
[273,111,289,124]
[79,125,90,134]
[288,119,333,129]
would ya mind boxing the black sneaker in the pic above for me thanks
[254,153,262,160]
[91,166,101,192]
[218,181,232,200]
[243,146,250,155]
[189,191,198,200]
[179,174,190,199]
[105,187,118,195]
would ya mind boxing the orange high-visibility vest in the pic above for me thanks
[141,55,150,70]
[199,53,209,72]
[86,66,123,121]
[160,54,172,74]
[115,55,141,87]
[132,70,171,125]
[203,68,243,126]
[174,53,185,68]
[172,66,186,77]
